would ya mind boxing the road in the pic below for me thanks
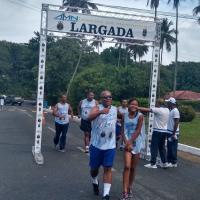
[0,104,200,200]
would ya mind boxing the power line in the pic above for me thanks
[7,0,40,12]
[95,3,198,20]
[16,0,41,10]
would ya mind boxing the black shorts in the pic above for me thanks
[80,119,92,133]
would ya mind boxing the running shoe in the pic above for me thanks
[58,149,65,153]
[167,163,178,168]
[102,195,110,200]
[128,189,133,198]
[157,162,169,169]
[119,192,129,200]
[92,183,99,195]
[85,146,89,153]
[144,163,157,169]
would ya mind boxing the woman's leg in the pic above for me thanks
[123,151,132,193]
[128,153,140,191]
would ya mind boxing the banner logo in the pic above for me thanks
[54,13,79,23]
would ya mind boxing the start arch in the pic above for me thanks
[32,3,161,164]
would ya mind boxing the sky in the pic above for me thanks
[0,0,199,65]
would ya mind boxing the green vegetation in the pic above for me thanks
[0,35,200,107]
[180,116,200,148]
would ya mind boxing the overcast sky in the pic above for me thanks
[0,0,199,64]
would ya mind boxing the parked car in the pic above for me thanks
[5,95,24,106]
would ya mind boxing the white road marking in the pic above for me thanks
[47,126,56,133]
[24,112,33,118]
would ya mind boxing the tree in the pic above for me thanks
[160,18,176,64]
[193,2,200,24]
[63,0,97,13]
[147,0,160,19]
[168,0,182,96]
[62,0,98,95]
[91,36,104,54]
[129,44,149,63]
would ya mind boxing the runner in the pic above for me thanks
[88,90,117,200]
[117,99,128,150]
[0,96,5,111]
[136,98,169,169]
[165,97,180,167]
[78,91,98,153]
[52,95,73,152]
[120,98,145,200]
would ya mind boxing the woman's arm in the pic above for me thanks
[130,114,144,142]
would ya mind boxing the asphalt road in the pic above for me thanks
[0,104,200,200]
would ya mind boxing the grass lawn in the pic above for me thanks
[180,115,200,148]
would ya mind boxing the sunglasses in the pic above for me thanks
[103,96,112,100]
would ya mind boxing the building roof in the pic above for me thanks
[165,90,200,100]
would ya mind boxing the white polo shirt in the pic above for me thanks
[167,107,180,135]
[151,107,169,133]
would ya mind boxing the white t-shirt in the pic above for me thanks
[118,106,128,115]
[167,107,180,135]
[151,107,169,132]
[81,99,96,120]
[0,98,4,106]
[90,104,117,150]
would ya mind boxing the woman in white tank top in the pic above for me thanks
[120,98,145,200]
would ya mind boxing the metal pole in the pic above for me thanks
[32,4,48,165]
[145,21,161,159]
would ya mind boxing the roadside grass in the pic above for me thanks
[180,115,200,148]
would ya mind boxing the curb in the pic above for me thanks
[178,143,200,156]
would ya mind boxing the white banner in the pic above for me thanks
[47,10,157,42]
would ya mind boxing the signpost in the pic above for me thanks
[32,3,161,164]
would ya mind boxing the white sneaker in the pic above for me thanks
[144,163,157,169]
[167,163,178,168]
[58,149,65,153]
[157,162,169,168]
[85,146,89,153]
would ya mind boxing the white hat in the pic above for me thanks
[165,97,176,104]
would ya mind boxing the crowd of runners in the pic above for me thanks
[52,90,180,200]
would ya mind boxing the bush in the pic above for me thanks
[178,100,200,112]
[179,105,196,122]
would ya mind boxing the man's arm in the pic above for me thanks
[137,107,151,113]
[77,101,82,118]
[173,118,179,136]
[52,104,60,117]
[88,106,109,121]
[68,105,74,119]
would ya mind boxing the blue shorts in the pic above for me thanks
[89,145,116,169]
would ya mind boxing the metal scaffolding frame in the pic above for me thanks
[32,3,161,164]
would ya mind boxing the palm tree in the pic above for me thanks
[193,2,200,24]
[62,0,97,95]
[160,18,176,65]
[168,0,181,96]
[91,36,104,54]
[147,0,160,19]
[63,0,97,13]
[129,44,149,63]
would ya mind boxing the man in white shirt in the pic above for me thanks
[0,97,5,111]
[165,97,180,167]
[78,91,98,153]
[136,98,169,168]
[52,95,73,152]
[88,90,117,200]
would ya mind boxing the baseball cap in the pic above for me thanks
[165,97,176,104]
